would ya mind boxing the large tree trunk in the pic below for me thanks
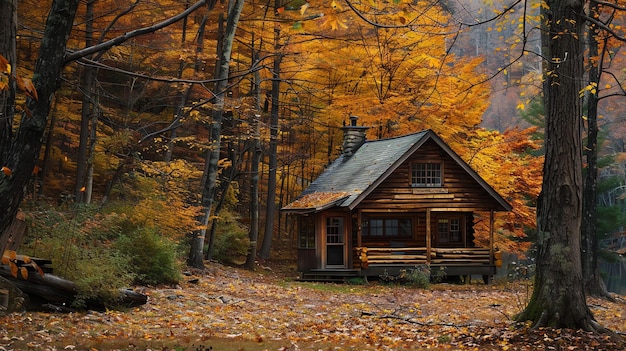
[0,0,80,236]
[516,0,601,331]
[188,0,245,268]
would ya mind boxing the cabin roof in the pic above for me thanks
[282,129,512,213]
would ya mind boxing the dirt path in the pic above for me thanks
[1,263,624,350]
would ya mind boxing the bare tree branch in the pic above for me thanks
[583,14,626,43]
[65,0,208,63]
[594,0,626,12]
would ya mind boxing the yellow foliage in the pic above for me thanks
[109,159,204,240]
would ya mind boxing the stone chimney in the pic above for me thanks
[341,116,369,157]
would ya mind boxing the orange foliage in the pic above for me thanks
[468,128,542,253]
[270,1,542,253]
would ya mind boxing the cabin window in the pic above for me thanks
[437,217,461,243]
[326,217,344,243]
[362,217,412,238]
[298,216,315,248]
[411,163,442,187]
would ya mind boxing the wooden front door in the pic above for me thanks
[325,216,346,268]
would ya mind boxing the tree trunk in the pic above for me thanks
[245,119,261,270]
[582,1,611,299]
[188,0,245,268]
[516,0,601,331]
[38,94,62,198]
[205,145,238,260]
[84,96,99,204]
[0,0,17,163]
[259,26,282,259]
[192,13,223,266]
[0,0,80,236]
[75,0,95,204]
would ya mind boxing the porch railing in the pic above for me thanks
[355,246,501,268]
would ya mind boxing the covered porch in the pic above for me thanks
[350,208,502,280]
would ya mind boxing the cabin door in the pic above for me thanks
[325,216,346,268]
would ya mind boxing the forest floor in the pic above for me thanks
[0,261,625,351]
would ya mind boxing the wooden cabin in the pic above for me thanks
[282,117,512,282]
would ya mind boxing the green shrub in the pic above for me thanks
[405,265,431,289]
[346,277,367,285]
[211,213,250,264]
[22,209,135,308]
[379,265,444,289]
[115,227,182,285]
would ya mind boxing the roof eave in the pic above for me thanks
[281,196,350,214]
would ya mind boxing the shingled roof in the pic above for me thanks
[282,129,512,213]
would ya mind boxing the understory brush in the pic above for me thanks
[21,202,185,307]
[379,264,445,288]
[210,211,250,264]
[21,207,136,308]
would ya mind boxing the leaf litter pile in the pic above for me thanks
[1,263,624,350]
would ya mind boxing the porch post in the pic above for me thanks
[426,209,431,263]
[489,210,494,265]
[357,210,362,247]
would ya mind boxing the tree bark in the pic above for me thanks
[259,26,282,259]
[75,0,96,203]
[0,0,80,237]
[516,0,601,331]
[188,0,245,268]
[582,1,612,299]
[0,0,17,163]
[245,119,261,270]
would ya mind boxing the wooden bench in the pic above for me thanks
[355,247,434,267]
[431,248,491,264]
[355,247,501,268]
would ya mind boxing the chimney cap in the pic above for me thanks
[349,115,359,126]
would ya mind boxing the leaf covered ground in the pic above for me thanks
[1,263,625,351]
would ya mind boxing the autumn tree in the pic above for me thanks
[0,0,209,250]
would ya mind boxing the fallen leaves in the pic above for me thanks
[0,263,624,350]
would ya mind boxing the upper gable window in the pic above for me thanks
[411,163,442,187]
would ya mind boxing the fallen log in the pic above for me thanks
[0,265,147,311]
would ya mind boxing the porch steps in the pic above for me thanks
[299,269,361,283]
